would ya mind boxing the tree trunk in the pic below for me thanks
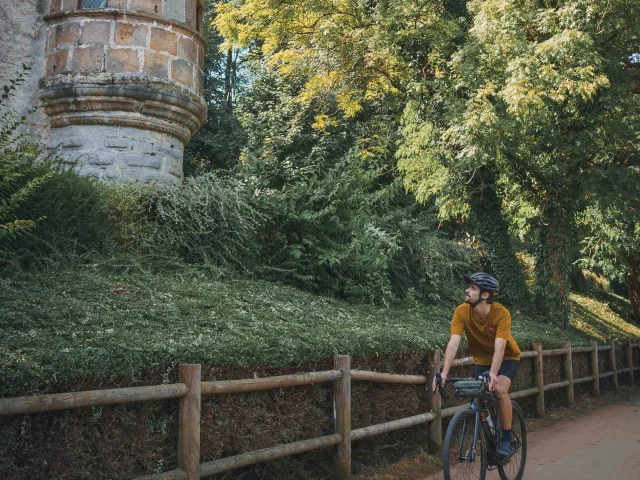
[627,256,640,323]
[224,48,233,111]
[468,169,531,310]
[534,202,571,328]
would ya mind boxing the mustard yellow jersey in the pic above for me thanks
[450,302,521,365]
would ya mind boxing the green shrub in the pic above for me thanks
[0,66,52,242]
[254,152,400,302]
[12,163,111,256]
[0,143,52,243]
[387,206,477,307]
[104,183,157,253]
[142,173,262,269]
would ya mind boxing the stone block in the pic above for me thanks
[170,58,193,86]
[50,0,62,14]
[168,159,183,178]
[105,139,129,149]
[143,51,169,78]
[72,45,105,72]
[78,166,109,181]
[46,49,69,74]
[121,169,163,183]
[58,137,84,148]
[185,1,197,31]
[107,0,126,7]
[49,22,80,50]
[194,67,204,92]
[106,47,140,72]
[83,153,116,166]
[80,21,112,45]
[163,0,186,23]
[61,0,78,11]
[115,22,149,47]
[178,37,197,64]
[197,42,205,69]
[129,0,162,15]
[124,155,163,169]
[150,27,177,56]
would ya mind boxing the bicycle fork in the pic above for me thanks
[458,410,481,462]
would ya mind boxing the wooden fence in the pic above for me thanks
[1,339,639,480]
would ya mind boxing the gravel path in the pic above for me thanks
[422,394,640,480]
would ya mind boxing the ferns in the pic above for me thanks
[0,65,51,242]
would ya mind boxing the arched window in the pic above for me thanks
[80,0,107,7]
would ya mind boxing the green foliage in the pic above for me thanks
[141,173,262,269]
[185,0,248,173]
[398,0,640,327]
[3,263,637,397]
[0,65,51,242]
[386,204,477,306]
[0,143,52,242]
[4,160,112,264]
[1,65,112,267]
[254,152,401,302]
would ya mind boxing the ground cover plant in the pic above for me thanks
[2,262,638,398]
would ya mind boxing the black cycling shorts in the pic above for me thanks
[473,360,519,382]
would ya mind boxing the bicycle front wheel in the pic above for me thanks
[497,400,527,480]
[443,409,487,480]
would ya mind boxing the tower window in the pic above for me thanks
[196,3,203,33]
[80,0,107,8]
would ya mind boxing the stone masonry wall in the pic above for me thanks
[37,0,207,183]
[0,1,50,130]
[54,124,184,182]
[44,8,205,92]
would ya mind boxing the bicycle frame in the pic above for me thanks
[439,375,502,461]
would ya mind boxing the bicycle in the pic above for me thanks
[435,372,527,480]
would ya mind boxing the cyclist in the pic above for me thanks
[432,272,521,460]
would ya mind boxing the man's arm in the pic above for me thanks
[488,338,507,390]
[432,334,461,392]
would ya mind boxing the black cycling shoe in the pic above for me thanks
[496,440,514,459]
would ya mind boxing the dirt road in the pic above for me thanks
[423,395,640,480]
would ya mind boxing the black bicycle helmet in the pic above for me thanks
[464,272,500,295]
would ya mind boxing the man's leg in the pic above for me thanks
[495,375,514,458]
[496,375,512,430]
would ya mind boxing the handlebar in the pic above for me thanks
[434,371,502,401]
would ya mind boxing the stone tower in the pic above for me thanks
[1,0,207,184]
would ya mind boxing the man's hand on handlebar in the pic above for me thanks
[432,371,447,392]
[432,371,448,399]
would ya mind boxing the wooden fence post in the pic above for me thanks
[562,342,574,407]
[178,364,201,480]
[532,343,545,418]
[625,339,634,386]
[590,341,600,397]
[334,355,351,480]
[609,337,619,393]
[427,350,442,452]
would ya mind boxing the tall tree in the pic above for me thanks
[185,0,247,173]
[399,0,640,327]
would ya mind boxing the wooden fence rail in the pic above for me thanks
[1,340,639,479]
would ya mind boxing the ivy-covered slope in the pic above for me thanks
[1,265,638,397]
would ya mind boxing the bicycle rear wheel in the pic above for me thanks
[443,409,487,480]
[497,400,527,480]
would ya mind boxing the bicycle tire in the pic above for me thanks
[443,409,487,480]
[497,400,527,480]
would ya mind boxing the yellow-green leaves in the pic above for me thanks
[502,30,609,117]
[214,0,457,120]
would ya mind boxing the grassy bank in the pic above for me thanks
[1,262,639,396]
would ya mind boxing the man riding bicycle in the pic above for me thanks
[432,272,521,460]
